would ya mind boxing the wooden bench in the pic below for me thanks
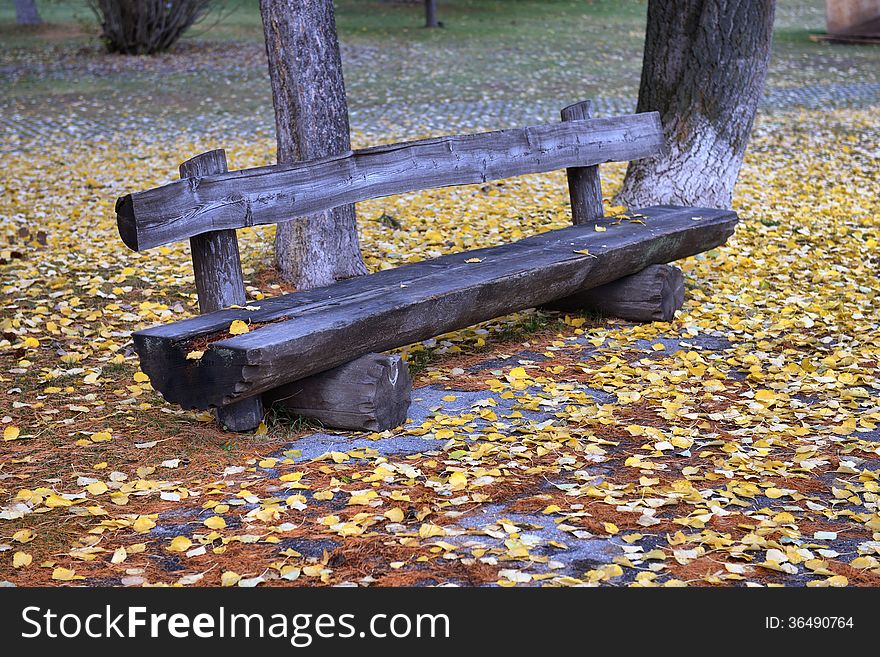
[116,100,738,432]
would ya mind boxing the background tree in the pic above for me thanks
[425,0,439,28]
[14,0,41,25]
[260,0,367,290]
[616,0,776,209]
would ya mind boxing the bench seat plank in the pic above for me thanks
[134,205,737,410]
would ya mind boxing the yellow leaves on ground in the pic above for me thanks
[132,515,157,533]
[3,426,20,441]
[419,523,447,538]
[44,495,73,508]
[754,389,777,405]
[86,481,108,495]
[221,571,241,587]
[347,490,379,506]
[13,552,32,568]
[228,320,250,335]
[203,516,227,530]
[13,529,34,543]
[52,567,84,581]
[384,508,405,523]
[448,471,468,490]
[168,536,193,552]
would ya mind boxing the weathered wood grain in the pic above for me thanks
[545,264,685,322]
[133,205,737,410]
[179,150,263,432]
[561,101,604,226]
[264,353,412,432]
[116,112,663,251]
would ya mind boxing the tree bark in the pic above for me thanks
[615,0,776,209]
[260,0,367,290]
[15,0,41,25]
[425,0,439,28]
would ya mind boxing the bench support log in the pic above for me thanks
[546,264,685,322]
[263,353,412,432]
[180,150,264,432]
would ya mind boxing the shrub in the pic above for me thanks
[88,0,216,55]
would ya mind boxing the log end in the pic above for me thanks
[116,194,140,252]
[132,332,251,411]
[658,265,686,322]
[370,355,413,431]
[560,99,594,121]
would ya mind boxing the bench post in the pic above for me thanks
[561,100,604,225]
[555,102,685,322]
[180,150,264,432]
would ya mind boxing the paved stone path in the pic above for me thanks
[1,82,878,153]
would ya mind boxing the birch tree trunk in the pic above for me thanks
[260,0,367,290]
[615,0,776,210]
[15,0,42,25]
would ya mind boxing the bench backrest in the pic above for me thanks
[115,102,662,252]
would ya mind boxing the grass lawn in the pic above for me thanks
[1,1,878,126]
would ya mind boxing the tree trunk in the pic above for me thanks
[615,0,776,210]
[425,0,438,28]
[260,0,367,290]
[15,0,41,25]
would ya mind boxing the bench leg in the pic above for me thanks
[263,353,412,432]
[546,264,685,323]
[180,149,264,433]
[216,400,266,433]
